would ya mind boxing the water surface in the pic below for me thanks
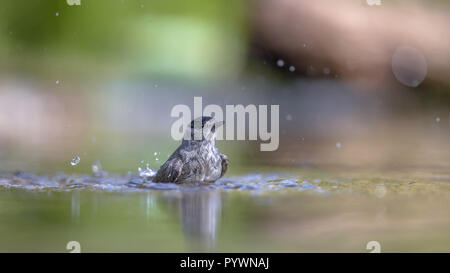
[0,168,449,252]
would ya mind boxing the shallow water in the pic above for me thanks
[0,168,449,252]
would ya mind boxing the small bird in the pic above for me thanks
[153,116,229,183]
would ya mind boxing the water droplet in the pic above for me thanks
[56,80,59,85]
[139,163,156,178]
[392,46,427,88]
[289,66,296,72]
[56,12,59,16]
[91,160,103,175]
[276,59,285,67]
[336,142,342,149]
[70,156,80,166]
[436,117,440,123]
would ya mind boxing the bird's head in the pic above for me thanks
[184,116,224,144]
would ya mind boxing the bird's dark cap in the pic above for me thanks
[190,116,213,129]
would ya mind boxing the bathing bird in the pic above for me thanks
[153,116,228,183]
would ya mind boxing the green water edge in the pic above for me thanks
[0,166,449,252]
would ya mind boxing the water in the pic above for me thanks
[0,168,449,252]
[138,163,157,179]
[0,171,325,193]
[70,156,81,166]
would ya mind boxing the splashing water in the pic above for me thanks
[92,162,100,173]
[0,171,334,194]
[70,156,80,166]
[138,163,157,179]
[91,160,107,177]
[0,169,448,201]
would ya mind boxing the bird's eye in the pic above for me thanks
[190,116,213,129]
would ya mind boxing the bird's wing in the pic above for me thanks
[220,153,229,178]
[153,157,184,183]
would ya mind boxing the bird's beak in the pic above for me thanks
[214,121,225,128]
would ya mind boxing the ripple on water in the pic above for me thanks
[0,172,329,194]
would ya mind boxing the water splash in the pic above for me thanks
[0,171,331,194]
[70,156,81,166]
[92,160,107,177]
[138,163,157,178]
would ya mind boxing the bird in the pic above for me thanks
[153,116,229,183]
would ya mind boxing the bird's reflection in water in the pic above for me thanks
[71,190,80,225]
[178,190,223,251]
